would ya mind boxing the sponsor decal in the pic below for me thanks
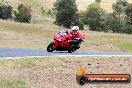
[76,65,131,85]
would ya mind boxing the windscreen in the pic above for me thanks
[60,31,67,37]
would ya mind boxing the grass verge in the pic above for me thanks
[0,19,132,53]
[0,78,30,88]
[118,42,132,52]
[0,57,131,88]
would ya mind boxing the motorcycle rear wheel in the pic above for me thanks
[47,42,55,52]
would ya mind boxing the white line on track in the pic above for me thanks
[0,55,132,60]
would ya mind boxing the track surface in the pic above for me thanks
[0,48,131,57]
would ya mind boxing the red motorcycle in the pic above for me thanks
[47,31,85,53]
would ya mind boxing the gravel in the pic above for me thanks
[0,56,131,88]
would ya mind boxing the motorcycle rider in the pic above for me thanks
[47,26,85,52]
[70,26,82,39]
[64,26,85,42]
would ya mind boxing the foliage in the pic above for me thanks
[84,3,105,31]
[14,4,32,23]
[0,3,12,20]
[104,13,125,33]
[82,1,132,34]
[41,7,46,16]
[103,0,131,34]
[54,0,78,28]
[74,19,84,30]
[125,4,132,25]
[95,0,101,3]
[126,25,132,34]
[112,0,128,22]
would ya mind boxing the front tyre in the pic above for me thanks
[68,50,72,53]
[68,47,73,53]
[47,42,55,52]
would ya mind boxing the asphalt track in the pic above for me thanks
[0,48,131,57]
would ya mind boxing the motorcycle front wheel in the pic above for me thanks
[68,46,74,53]
[47,42,55,52]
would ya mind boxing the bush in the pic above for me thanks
[47,9,53,16]
[0,3,12,20]
[14,4,32,23]
[41,7,46,16]
[126,25,132,34]
[73,20,84,30]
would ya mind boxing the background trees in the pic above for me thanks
[53,0,132,34]
[0,3,32,23]
[82,0,131,34]
[0,0,131,34]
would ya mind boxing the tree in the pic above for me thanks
[107,0,129,34]
[126,25,132,34]
[77,11,86,30]
[95,0,101,3]
[54,0,78,28]
[124,4,132,34]
[14,4,32,23]
[84,3,105,31]
[112,0,128,22]
[125,4,132,25]
[104,13,125,33]
[0,3,12,20]
[116,0,128,7]
[73,19,84,30]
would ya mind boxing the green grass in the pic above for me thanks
[80,31,132,52]
[0,57,55,68]
[0,19,60,48]
[119,43,132,52]
[0,79,30,88]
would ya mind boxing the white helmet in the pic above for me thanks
[71,26,79,34]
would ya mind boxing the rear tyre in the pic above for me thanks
[47,42,54,52]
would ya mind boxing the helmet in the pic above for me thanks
[71,26,79,34]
